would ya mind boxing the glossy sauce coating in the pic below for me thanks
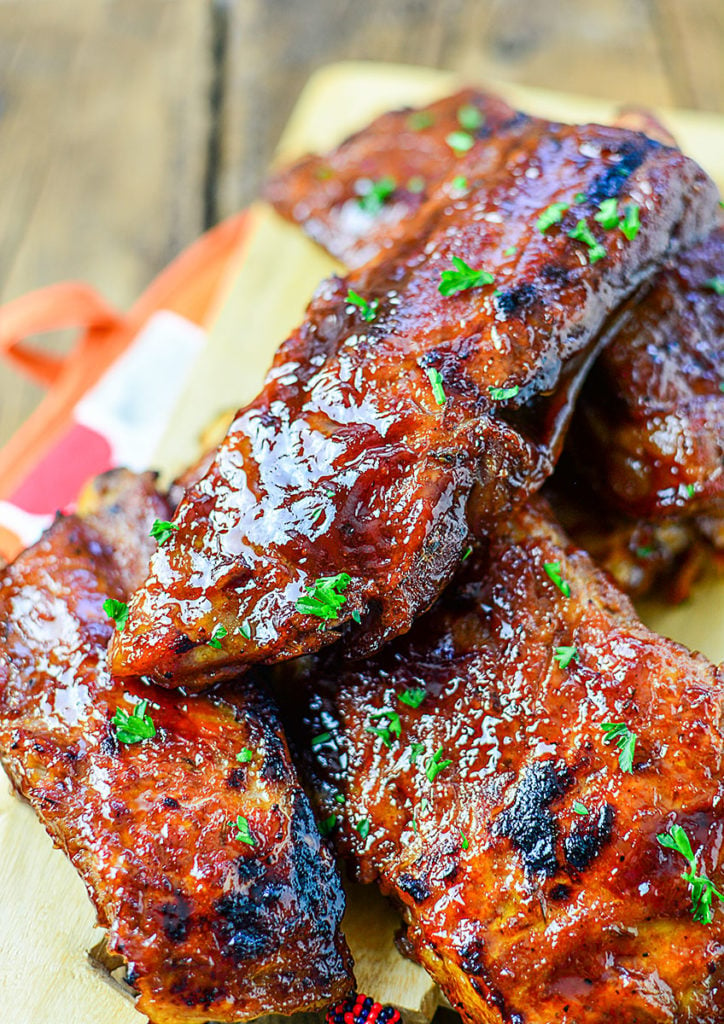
[265,88,520,268]
[280,499,724,1024]
[572,226,724,519]
[0,470,352,1024]
[110,120,719,688]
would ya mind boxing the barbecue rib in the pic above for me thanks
[0,470,352,1024]
[109,119,718,687]
[266,92,724,600]
[279,498,724,1024]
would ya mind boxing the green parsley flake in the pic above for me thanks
[112,698,156,745]
[460,830,470,850]
[446,130,475,154]
[407,110,434,131]
[407,175,426,194]
[704,276,724,295]
[636,546,654,558]
[451,175,468,193]
[235,620,252,640]
[554,645,579,669]
[366,711,402,749]
[236,748,253,763]
[355,819,371,840]
[620,203,641,240]
[457,104,484,131]
[346,288,379,323]
[544,560,571,597]
[318,814,337,837]
[426,747,453,783]
[537,202,569,233]
[351,610,362,624]
[594,198,620,229]
[398,687,426,709]
[230,814,255,845]
[573,801,589,816]
[312,731,332,748]
[310,506,323,523]
[150,519,178,545]
[574,192,586,204]
[426,366,447,406]
[296,572,351,620]
[658,823,724,924]
[334,793,345,805]
[357,175,396,214]
[438,255,495,297]
[462,545,473,561]
[489,384,520,401]
[567,219,606,263]
[103,598,129,632]
[601,721,637,773]
[409,742,426,764]
[503,245,517,256]
[208,623,228,649]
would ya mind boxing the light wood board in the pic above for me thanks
[1,61,723,1024]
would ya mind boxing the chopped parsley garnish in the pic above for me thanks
[230,814,255,845]
[593,198,620,229]
[503,245,517,256]
[355,819,371,840]
[296,572,351,620]
[601,721,637,773]
[236,620,252,640]
[426,747,453,783]
[409,742,426,764]
[537,202,568,233]
[445,130,475,154]
[334,793,345,805]
[351,610,362,624]
[312,731,332,747]
[407,110,434,131]
[462,545,473,561]
[489,384,520,401]
[150,519,178,545]
[357,175,396,214]
[208,623,228,648]
[438,255,495,297]
[460,830,470,850]
[704,276,724,295]
[103,598,129,632]
[407,175,426,193]
[366,711,402,748]
[684,483,696,499]
[554,645,579,669]
[112,698,156,744]
[458,104,484,131]
[346,288,379,322]
[310,506,323,523]
[574,192,586,204]
[426,367,447,406]
[636,546,654,558]
[398,687,426,709]
[573,801,589,816]
[318,814,337,837]
[567,219,606,263]
[236,747,253,763]
[544,560,571,597]
[658,823,724,924]
[620,203,641,240]
[451,175,468,193]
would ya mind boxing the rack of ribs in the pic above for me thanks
[278,498,724,1024]
[0,469,352,1024]
[108,114,718,688]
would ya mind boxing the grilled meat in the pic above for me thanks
[265,88,519,267]
[280,498,724,1024]
[109,119,718,688]
[0,469,352,1024]
[570,226,724,520]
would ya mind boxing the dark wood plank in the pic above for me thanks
[0,0,213,448]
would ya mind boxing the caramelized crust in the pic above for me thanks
[265,88,519,267]
[571,226,724,519]
[280,499,724,1024]
[0,470,352,1024]
[110,121,718,688]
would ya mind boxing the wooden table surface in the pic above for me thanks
[0,0,721,449]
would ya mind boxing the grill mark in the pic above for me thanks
[564,804,615,871]
[584,137,658,204]
[493,760,572,876]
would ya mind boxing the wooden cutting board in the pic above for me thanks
[2,61,723,1024]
